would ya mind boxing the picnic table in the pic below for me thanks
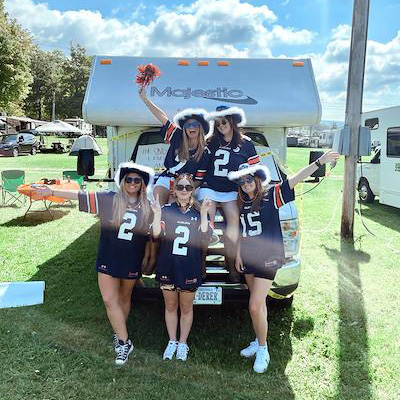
[17,179,80,219]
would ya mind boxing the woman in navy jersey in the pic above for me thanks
[151,173,212,361]
[32,162,154,366]
[229,151,339,374]
[139,86,210,205]
[201,106,260,282]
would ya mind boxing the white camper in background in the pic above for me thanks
[357,106,400,208]
[83,56,322,305]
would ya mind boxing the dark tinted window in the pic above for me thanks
[244,132,269,147]
[23,134,35,141]
[0,134,17,143]
[130,131,163,161]
[387,127,400,157]
[365,118,379,130]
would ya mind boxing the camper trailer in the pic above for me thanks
[82,56,322,305]
[357,106,400,208]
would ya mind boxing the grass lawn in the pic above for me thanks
[0,146,399,400]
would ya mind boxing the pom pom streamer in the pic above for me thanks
[136,63,161,87]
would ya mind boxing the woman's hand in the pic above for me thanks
[201,198,213,214]
[319,150,340,165]
[235,255,244,273]
[139,86,147,101]
[150,194,161,217]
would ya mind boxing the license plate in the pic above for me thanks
[193,286,222,305]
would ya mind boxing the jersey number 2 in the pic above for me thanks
[214,149,230,177]
[117,212,137,241]
[240,212,262,237]
[172,226,190,256]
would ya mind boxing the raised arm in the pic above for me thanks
[151,195,162,238]
[139,86,168,125]
[288,151,340,189]
[32,185,79,200]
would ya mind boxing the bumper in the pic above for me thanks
[0,148,13,156]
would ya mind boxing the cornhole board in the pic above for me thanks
[0,281,45,308]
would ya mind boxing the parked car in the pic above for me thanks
[0,132,40,157]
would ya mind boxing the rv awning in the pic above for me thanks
[83,56,321,128]
[69,135,103,156]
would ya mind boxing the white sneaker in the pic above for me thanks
[115,340,133,366]
[253,345,270,373]
[163,340,178,360]
[240,339,258,358]
[176,342,189,361]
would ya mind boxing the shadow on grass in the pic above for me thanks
[1,210,69,227]
[324,240,372,400]
[356,200,400,232]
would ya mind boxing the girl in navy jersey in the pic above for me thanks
[229,151,339,373]
[201,106,260,282]
[139,86,210,205]
[151,173,212,361]
[32,162,154,366]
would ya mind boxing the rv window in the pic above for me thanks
[130,131,164,162]
[245,132,269,147]
[387,127,400,157]
[365,118,379,130]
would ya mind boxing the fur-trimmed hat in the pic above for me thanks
[228,163,271,186]
[173,108,210,134]
[114,162,155,195]
[206,105,247,127]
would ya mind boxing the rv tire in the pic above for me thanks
[358,179,374,203]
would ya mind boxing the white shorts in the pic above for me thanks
[154,176,173,191]
[198,188,237,203]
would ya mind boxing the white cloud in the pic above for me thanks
[4,0,400,119]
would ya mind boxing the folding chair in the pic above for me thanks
[62,170,84,188]
[0,170,26,206]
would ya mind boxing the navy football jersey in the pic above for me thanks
[156,202,211,290]
[239,180,295,270]
[204,136,260,192]
[78,191,149,279]
[159,120,209,182]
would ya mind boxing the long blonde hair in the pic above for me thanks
[178,125,206,163]
[112,174,151,228]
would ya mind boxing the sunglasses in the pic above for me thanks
[238,176,255,185]
[184,121,201,129]
[215,119,228,127]
[175,184,194,192]
[125,177,142,184]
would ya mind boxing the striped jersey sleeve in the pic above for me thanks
[272,180,295,209]
[160,120,181,144]
[194,148,210,182]
[246,141,260,165]
[78,191,113,215]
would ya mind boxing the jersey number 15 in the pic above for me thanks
[240,212,262,237]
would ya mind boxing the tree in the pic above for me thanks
[0,0,33,114]
[24,47,65,120]
[57,44,92,119]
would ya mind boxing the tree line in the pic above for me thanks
[0,1,92,121]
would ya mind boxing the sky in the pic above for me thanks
[4,0,400,121]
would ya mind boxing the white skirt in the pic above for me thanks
[154,176,173,191]
[198,188,237,202]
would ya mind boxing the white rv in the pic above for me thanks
[357,106,400,208]
[83,56,322,305]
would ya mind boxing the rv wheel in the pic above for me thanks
[358,179,375,203]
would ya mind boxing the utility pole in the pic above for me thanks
[52,91,56,121]
[341,0,370,240]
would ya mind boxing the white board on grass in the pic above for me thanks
[0,281,45,308]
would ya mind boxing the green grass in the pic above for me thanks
[0,147,399,400]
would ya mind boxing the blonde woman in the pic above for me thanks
[151,173,212,361]
[139,86,210,205]
[32,162,154,366]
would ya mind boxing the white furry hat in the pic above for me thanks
[206,106,247,127]
[228,163,271,186]
[173,108,210,134]
[114,162,155,196]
